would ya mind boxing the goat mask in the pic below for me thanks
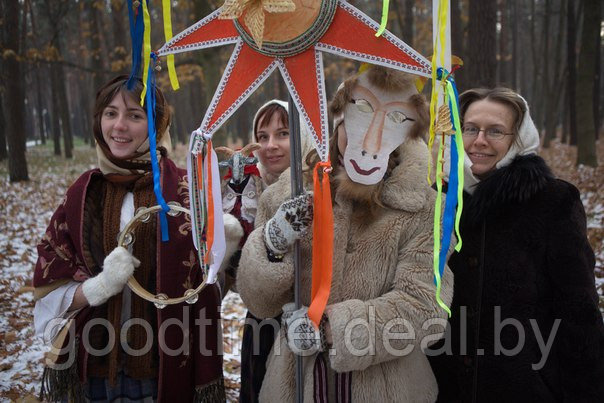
[338,72,419,185]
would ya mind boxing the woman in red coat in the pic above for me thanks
[33,76,224,402]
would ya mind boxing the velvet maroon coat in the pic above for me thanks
[33,158,224,402]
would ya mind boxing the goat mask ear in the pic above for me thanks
[340,71,418,185]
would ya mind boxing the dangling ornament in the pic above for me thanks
[435,104,455,136]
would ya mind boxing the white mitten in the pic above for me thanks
[82,246,140,306]
[220,213,244,274]
[264,192,313,255]
[281,303,326,356]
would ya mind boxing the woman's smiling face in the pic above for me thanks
[101,91,148,159]
[463,99,516,178]
[256,111,291,176]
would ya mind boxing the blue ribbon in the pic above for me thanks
[436,67,460,282]
[126,0,144,90]
[145,54,170,242]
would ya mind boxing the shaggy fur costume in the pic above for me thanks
[238,138,454,402]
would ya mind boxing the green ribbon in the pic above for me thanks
[375,0,390,37]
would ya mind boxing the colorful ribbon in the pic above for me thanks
[140,0,152,106]
[429,0,457,316]
[447,76,464,252]
[161,0,180,90]
[431,67,465,317]
[188,134,224,284]
[204,140,215,264]
[375,0,391,37]
[145,55,170,242]
[126,0,144,89]
[308,161,334,328]
[188,134,208,277]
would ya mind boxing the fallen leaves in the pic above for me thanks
[0,139,601,400]
[0,145,247,401]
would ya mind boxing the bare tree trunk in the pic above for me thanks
[467,0,497,87]
[26,0,46,145]
[543,0,566,147]
[518,1,530,100]
[496,0,506,85]
[90,1,107,146]
[35,69,47,144]
[450,0,465,89]
[0,0,5,161]
[403,0,414,47]
[511,0,518,90]
[530,0,543,132]
[110,0,128,72]
[110,0,127,54]
[576,0,599,166]
[50,64,63,156]
[593,8,601,140]
[0,95,7,161]
[390,0,404,40]
[567,0,578,145]
[194,0,223,110]
[51,35,74,159]
[4,0,29,181]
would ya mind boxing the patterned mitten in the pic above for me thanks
[282,303,327,355]
[264,192,313,255]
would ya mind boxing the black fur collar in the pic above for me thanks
[465,155,554,225]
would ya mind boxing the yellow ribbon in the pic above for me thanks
[446,81,464,252]
[429,0,452,315]
[140,0,152,106]
[432,122,451,316]
[162,0,179,90]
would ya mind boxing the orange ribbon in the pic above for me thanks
[204,140,215,264]
[308,161,334,327]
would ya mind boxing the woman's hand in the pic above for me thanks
[81,246,140,306]
[264,192,313,254]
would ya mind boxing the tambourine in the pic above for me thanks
[117,202,206,309]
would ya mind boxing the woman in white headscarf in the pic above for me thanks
[428,87,604,402]
[225,99,313,402]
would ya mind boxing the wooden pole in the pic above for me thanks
[288,95,304,403]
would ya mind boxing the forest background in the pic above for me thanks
[1,0,602,172]
[0,0,603,400]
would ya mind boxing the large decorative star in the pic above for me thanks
[157,0,430,163]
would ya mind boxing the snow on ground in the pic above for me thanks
[0,139,602,401]
[0,145,246,401]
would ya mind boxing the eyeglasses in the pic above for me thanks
[462,125,514,141]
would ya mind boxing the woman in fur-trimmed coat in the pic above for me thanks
[238,66,454,402]
[428,88,604,402]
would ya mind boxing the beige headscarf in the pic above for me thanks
[96,129,173,177]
